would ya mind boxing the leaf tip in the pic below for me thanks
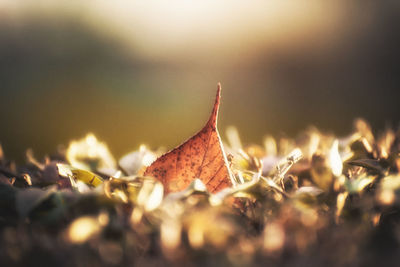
[209,83,222,126]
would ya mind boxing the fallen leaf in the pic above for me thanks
[57,163,104,187]
[144,84,233,193]
[346,159,384,174]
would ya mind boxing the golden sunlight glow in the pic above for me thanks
[226,126,243,151]
[67,216,101,244]
[356,177,374,192]
[372,213,381,227]
[378,175,400,205]
[140,145,157,166]
[98,212,109,226]
[2,1,345,63]
[114,189,129,203]
[336,192,348,223]
[361,138,373,154]
[67,133,116,171]
[186,211,232,249]
[264,222,285,252]
[263,135,277,156]
[137,180,164,212]
[161,220,182,250]
[379,190,395,205]
[130,208,143,225]
[308,132,320,160]
[378,130,395,159]
[381,147,388,159]
[300,209,318,227]
[188,221,205,249]
[119,145,157,175]
[329,140,343,177]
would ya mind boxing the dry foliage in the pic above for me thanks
[1,86,400,267]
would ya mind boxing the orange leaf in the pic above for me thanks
[144,84,233,194]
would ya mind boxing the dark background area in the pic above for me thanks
[0,1,399,162]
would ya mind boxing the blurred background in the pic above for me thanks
[0,0,399,162]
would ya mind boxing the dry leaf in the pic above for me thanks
[346,159,384,174]
[144,84,233,193]
[57,163,104,187]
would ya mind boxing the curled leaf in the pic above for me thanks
[57,163,103,187]
[346,159,384,174]
[144,84,233,193]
